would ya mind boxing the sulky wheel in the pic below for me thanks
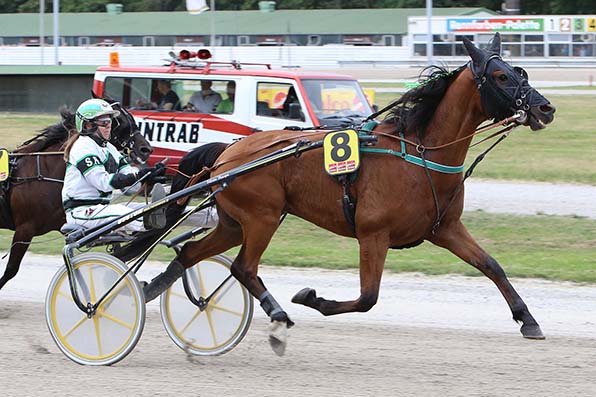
[45,252,145,366]
[160,254,253,356]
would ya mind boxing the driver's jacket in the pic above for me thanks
[62,136,136,210]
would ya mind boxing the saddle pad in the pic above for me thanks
[0,149,9,182]
[323,129,360,176]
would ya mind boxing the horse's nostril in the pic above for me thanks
[540,104,556,114]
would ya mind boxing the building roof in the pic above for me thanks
[0,8,496,37]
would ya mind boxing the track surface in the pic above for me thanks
[1,256,596,396]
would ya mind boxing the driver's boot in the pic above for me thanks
[143,259,185,302]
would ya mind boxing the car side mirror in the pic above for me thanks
[288,102,304,121]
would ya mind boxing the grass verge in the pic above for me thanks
[2,212,594,284]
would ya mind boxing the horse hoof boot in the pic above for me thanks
[291,287,317,306]
[521,324,545,340]
[268,320,287,356]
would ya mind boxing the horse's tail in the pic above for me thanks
[113,142,229,262]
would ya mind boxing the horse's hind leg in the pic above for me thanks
[0,229,32,290]
[429,220,543,339]
[292,232,389,316]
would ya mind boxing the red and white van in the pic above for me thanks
[92,51,374,169]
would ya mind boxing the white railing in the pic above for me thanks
[1,45,593,69]
[0,45,412,69]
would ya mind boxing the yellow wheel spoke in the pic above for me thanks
[179,309,204,334]
[93,314,103,356]
[57,290,72,300]
[97,309,134,330]
[62,315,88,339]
[98,280,129,310]
[208,303,243,317]
[170,291,187,299]
[88,266,98,302]
[205,307,218,346]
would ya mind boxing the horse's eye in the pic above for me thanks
[498,74,508,82]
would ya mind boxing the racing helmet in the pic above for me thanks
[75,98,121,133]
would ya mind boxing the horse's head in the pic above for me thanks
[463,33,556,131]
[90,92,153,164]
[109,101,153,164]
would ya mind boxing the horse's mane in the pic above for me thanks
[16,108,75,153]
[387,65,464,138]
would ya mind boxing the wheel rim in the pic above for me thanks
[45,253,145,365]
[161,255,253,356]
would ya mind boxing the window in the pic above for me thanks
[572,44,594,56]
[549,44,570,56]
[103,77,234,114]
[524,44,544,57]
[301,79,371,122]
[256,82,304,121]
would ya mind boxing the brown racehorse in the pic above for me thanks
[145,34,556,354]
[0,99,152,290]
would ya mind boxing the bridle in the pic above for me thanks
[108,103,143,157]
[468,54,537,122]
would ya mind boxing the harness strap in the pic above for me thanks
[176,166,213,207]
[338,174,357,237]
[211,131,328,172]
[360,147,464,174]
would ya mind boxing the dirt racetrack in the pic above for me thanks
[1,300,596,396]
[2,258,596,397]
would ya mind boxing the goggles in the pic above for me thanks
[94,117,113,128]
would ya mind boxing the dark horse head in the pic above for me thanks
[464,33,555,130]
[91,92,153,163]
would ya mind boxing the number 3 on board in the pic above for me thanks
[323,129,360,176]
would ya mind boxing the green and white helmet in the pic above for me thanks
[75,98,120,133]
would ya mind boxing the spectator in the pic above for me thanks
[137,80,181,111]
[186,80,222,113]
[216,81,236,114]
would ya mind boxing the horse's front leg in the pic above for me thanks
[0,228,32,290]
[429,219,544,339]
[292,232,389,315]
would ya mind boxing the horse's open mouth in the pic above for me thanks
[527,104,556,131]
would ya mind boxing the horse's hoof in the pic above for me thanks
[269,320,287,356]
[521,324,545,340]
[291,288,316,306]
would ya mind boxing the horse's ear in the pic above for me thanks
[489,32,501,55]
[463,37,484,66]
[91,90,99,99]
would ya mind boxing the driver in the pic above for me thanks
[62,98,166,232]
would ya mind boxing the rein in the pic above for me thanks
[370,111,524,153]
[360,110,525,236]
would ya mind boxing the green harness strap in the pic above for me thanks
[358,120,464,174]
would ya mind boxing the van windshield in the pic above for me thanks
[301,79,373,122]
